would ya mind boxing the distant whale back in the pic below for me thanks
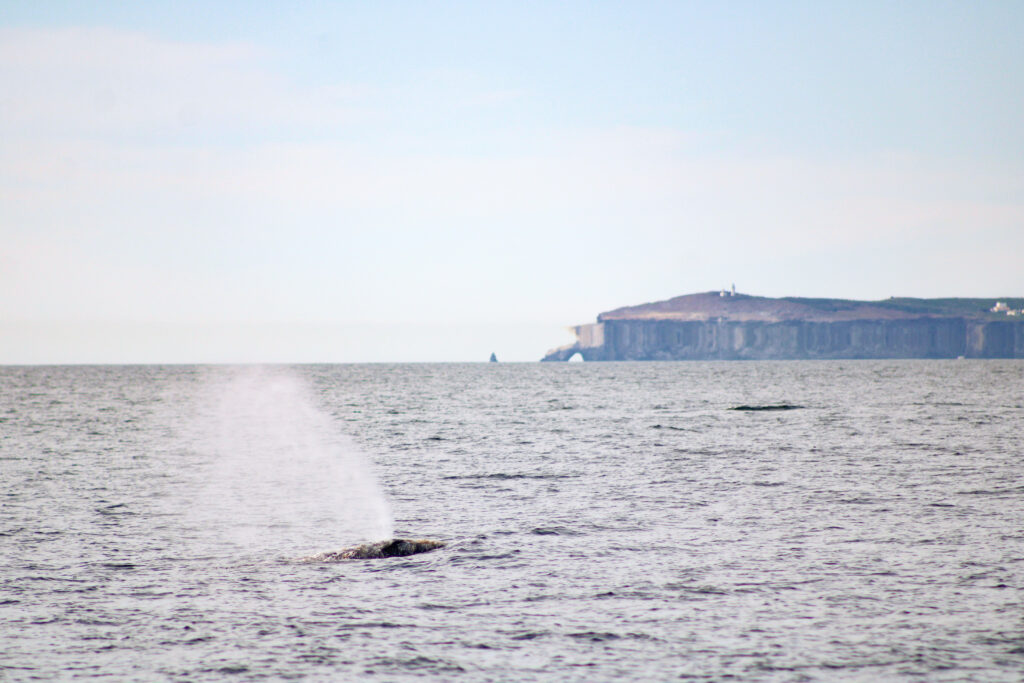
[304,538,445,561]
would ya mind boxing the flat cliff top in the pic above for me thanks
[597,292,1024,323]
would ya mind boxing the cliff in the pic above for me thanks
[542,292,1024,361]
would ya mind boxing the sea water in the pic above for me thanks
[1,361,1022,681]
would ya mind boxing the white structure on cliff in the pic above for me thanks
[990,301,1023,315]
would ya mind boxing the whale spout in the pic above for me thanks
[304,538,445,561]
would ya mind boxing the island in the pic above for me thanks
[542,290,1024,361]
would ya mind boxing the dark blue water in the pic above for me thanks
[2,361,1023,681]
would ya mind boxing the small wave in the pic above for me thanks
[75,617,120,626]
[568,631,622,642]
[417,601,489,611]
[368,656,465,673]
[442,473,574,481]
[530,526,581,536]
[183,636,214,645]
[959,486,1024,497]
[688,586,730,595]
[214,665,249,675]
[335,621,405,630]
[449,550,522,564]
[97,503,132,516]
[509,631,549,641]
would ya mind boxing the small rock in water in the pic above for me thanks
[304,538,445,561]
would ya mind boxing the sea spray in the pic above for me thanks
[191,366,393,556]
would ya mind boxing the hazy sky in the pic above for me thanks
[2,2,1023,362]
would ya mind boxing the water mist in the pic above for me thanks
[192,366,393,557]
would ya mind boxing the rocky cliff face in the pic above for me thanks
[542,293,1024,361]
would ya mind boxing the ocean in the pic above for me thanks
[2,361,1022,681]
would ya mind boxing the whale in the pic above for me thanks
[304,538,445,561]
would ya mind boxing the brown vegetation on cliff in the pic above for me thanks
[597,291,1019,323]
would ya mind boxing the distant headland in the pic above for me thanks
[542,290,1024,361]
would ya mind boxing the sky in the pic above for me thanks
[2,1,1023,362]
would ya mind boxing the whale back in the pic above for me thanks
[303,538,444,562]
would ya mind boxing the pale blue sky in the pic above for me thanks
[2,2,1022,362]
